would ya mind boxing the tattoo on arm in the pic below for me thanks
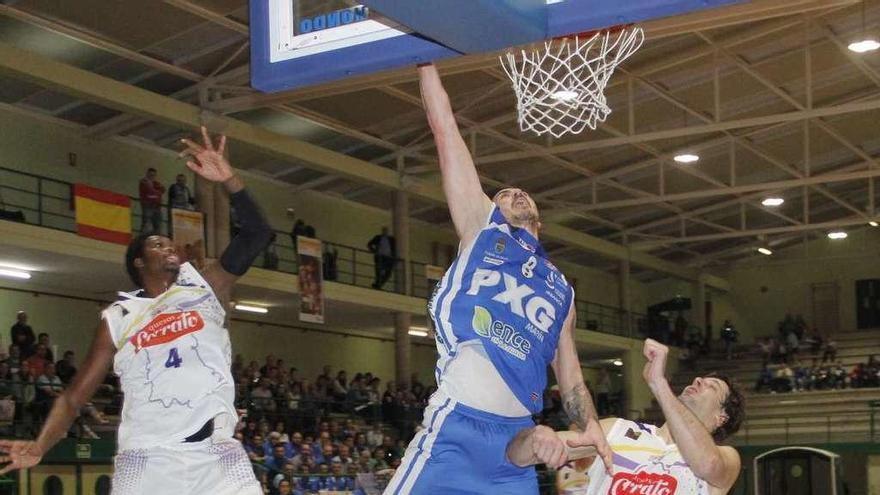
[562,383,598,430]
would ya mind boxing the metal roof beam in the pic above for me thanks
[0,41,724,287]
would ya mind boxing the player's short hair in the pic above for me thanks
[125,233,155,288]
[706,372,745,443]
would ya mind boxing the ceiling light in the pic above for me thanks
[870,221,879,227]
[408,329,428,337]
[234,304,268,314]
[673,153,699,164]
[551,90,580,102]
[612,359,623,367]
[761,197,784,207]
[849,2,879,53]
[849,39,880,53]
[827,231,848,240]
[0,268,31,280]
[757,247,773,256]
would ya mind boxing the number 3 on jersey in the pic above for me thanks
[165,347,183,368]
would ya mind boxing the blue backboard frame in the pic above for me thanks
[250,0,746,94]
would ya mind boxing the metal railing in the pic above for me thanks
[0,165,645,338]
[736,406,880,446]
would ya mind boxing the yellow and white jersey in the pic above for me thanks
[584,419,710,495]
[102,263,236,451]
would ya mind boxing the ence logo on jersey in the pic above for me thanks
[130,311,205,353]
[472,306,531,360]
[466,268,556,333]
[608,471,677,495]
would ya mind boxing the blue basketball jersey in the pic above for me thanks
[429,206,574,414]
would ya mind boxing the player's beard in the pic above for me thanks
[164,263,181,281]
[510,209,539,230]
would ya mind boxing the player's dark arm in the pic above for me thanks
[418,64,492,246]
[0,320,115,473]
[643,339,740,490]
[180,128,273,299]
[550,300,614,473]
[203,176,273,297]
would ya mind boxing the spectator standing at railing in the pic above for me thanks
[167,173,195,211]
[290,219,307,251]
[367,227,396,289]
[138,167,164,234]
[9,312,35,359]
[323,245,338,281]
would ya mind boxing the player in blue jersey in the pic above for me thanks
[384,64,613,494]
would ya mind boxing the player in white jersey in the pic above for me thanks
[0,128,274,495]
[509,339,746,495]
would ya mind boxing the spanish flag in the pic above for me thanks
[74,184,132,245]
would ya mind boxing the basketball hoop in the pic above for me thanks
[500,26,645,138]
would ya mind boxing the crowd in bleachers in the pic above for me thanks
[752,314,880,394]
[2,311,116,439]
[230,355,440,494]
[755,356,880,393]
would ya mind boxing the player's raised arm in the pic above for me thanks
[642,339,741,491]
[418,64,493,245]
[550,301,614,475]
[179,127,274,299]
[0,319,116,474]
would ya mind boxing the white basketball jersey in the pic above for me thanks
[102,263,236,451]
[584,419,710,495]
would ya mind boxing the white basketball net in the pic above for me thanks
[501,27,645,138]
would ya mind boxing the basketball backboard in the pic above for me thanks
[250,0,746,93]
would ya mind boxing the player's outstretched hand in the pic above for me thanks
[530,425,568,469]
[179,126,235,184]
[566,419,614,475]
[642,338,670,392]
[0,440,43,474]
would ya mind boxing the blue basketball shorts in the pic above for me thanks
[385,393,537,494]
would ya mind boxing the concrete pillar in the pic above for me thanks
[394,312,412,390]
[194,176,216,258]
[392,188,412,391]
[619,259,632,336]
[392,190,411,295]
[622,345,650,418]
